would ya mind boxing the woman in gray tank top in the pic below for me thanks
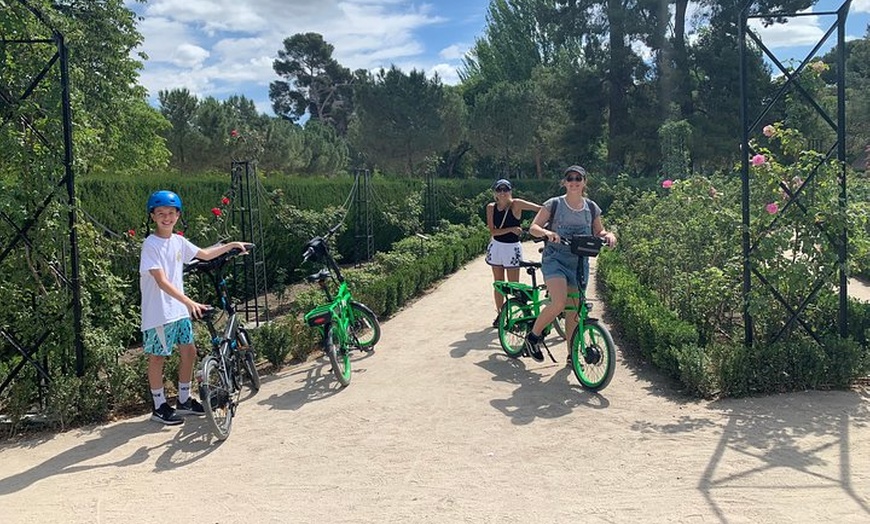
[523,166,617,363]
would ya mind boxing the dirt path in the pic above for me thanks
[1,250,869,523]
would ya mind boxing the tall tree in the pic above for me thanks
[468,80,538,177]
[270,32,354,134]
[158,88,200,168]
[349,67,453,175]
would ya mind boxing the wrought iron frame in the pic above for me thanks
[739,0,851,346]
[230,160,269,325]
[353,168,374,263]
[0,0,83,399]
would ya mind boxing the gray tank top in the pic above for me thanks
[544,195,601,253]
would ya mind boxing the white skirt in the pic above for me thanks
[486,239,523,268]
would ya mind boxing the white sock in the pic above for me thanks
[178,382,191,404]
[151,388,166,409]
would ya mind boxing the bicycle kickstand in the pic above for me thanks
[542,340,556,363]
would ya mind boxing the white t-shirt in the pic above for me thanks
[139,233,200,331]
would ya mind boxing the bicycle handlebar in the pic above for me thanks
[184,243,255,275]
[301,223,342,263]
[531,234,607,256]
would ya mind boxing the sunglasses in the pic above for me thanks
[494,187,511,192]
[564,175,586,182]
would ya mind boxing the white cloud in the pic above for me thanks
[133,0,461,109]
[439,44,468,60]
[172,43,209,68]
[853,0,870,13]
[748,11,826,49]
[429,63,461,85]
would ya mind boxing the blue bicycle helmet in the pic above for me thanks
[146,190,182,214]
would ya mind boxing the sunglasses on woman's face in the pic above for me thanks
[494,187,511,192]
[564,175,586,182]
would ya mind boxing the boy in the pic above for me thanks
[140,190,249,425]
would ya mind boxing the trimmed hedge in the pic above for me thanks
[597,248,870,398]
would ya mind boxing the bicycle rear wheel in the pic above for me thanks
[498,299,530,358]
[348,301,381,348]
[237,328,261,393]
[200,353,233,440]
[325,325,351,386]
[569,320,616,391]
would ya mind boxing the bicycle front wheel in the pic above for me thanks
[200,354,233,441]
[325,325,351,386]
[569,320,616,391]
[348,301,381,348]
[237,329,261,393]
[498,299,530,358]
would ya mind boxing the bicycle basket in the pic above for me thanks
[569,235,604,257]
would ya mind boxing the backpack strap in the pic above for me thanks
[546,197,559,237]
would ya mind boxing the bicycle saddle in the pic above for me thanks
[306,268,330,283]
[519,260,542,269]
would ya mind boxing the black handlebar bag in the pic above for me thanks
[569,235,603,257]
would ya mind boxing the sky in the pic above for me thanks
[128,0,870,116]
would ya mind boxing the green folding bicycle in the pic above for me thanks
[302,224,381,387]
[493,235,616,391]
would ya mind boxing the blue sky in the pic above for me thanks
[128,1,870,116]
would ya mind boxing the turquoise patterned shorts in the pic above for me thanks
[143,318,194,356]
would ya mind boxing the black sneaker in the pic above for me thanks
[492,315,500,328]
[151,402,183,425]
[524,333,544,362]
[175,397,206,416]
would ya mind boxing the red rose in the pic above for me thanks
[230,129,239,138]
[221,196,230,205]
[211,207,222,217]
[127,229,136,237]
[176,231,184,236]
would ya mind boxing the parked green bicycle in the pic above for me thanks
[302,224,381,387]
[493,235,616,391]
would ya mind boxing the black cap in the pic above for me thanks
[563,165,587,178]
[492,178,512,190]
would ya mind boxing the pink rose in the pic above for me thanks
[751,154,766,166]
[765,202,779,214]
[662,179,674,189]
[230,129,239,138]
[763,125,775,138]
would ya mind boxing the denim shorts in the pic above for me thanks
[540,244,590,290]
[143,318,194,356]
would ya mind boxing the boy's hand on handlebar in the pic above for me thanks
[544,230,560,243]
[228,241,250,253]
[601,232,617,248]
[187,300,211,320]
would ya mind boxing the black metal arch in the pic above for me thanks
[0,0,83,399]
[739,1,851,346]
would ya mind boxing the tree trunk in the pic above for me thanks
[606,0,630,172]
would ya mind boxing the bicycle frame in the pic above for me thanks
[493,262,580,338]
[304,278,354,349]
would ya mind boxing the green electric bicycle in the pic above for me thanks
[493,235,616,391]
[302,224,381,387]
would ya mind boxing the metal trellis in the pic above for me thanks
[0,1,82,402]
[738,0,851,346]
[230,160,269,325]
